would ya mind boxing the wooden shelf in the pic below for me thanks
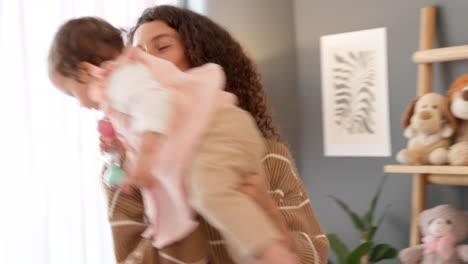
[384,165,468,186]
[412,45,468,64]
[390,6,468,246]
[385,165,468,174]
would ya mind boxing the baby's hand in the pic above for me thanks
[127,152,157,189]
[97,118,125,155]
[126,131,161,189]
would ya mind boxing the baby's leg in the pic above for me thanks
[187,107,292,263]
[140,189,210,264]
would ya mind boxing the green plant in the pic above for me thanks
[327,175,397,264]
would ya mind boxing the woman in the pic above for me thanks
[102,5,329,264]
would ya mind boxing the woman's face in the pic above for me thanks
[133,20,190,71]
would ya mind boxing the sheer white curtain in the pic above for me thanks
[0,0,181,263]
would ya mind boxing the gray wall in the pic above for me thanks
[294,0,468,261]
[197,0,300,154]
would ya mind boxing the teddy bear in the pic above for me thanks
[399,204,468,264]
[446,75,468,165]
[396,93,457,165]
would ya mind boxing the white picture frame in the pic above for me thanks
[320,28,391,157]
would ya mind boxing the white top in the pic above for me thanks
[106,63,172,134]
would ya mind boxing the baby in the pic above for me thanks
[48,17,297,264]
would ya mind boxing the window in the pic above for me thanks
[0,0,185,263]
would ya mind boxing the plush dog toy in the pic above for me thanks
[399,204,468,264]
[447,75,468,165]
[396,93,457,165]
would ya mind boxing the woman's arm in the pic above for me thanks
[240,140,329,264]
[238,173,294,249]
[99,176,151,262]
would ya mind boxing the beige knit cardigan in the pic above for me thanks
[102,140,329,264]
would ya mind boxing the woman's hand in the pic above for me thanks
[238,173,293,250]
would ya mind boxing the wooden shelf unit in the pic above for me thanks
[385,6,468,246]
[385,165,468,176]
[384,165,468,186]
[412,45,468,64]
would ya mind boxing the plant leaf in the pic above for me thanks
[370,244,398,262]
[366,204,391,241]
[367,204,392,240]
[345,242,373,264]
[327,233,349,264]
[363,174,388,229]
[328,195,366,231]
[328,259,335,264]
[376,204,391,228]
[366,226,377,241]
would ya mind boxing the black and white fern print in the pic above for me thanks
[332,50,376,134]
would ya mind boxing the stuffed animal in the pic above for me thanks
[396,93,457,165]
[399,204,468,264]
[447,75,468,165]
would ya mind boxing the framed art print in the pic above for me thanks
[320,28,391,157]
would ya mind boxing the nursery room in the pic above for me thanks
[2,0,468,263]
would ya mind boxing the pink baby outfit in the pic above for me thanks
[90,57,235,248]
[91,57,283,263]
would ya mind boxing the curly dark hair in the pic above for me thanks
[129,5,280,140]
